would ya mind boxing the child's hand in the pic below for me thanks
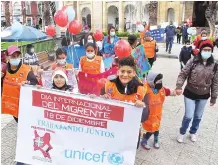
[100,94,111,99]
[170,89,177,96]
[135,100,145,108]
[89,94,96,99]
[175,89,183,95]
[36,85,42,89]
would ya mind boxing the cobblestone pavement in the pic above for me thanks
[1,58,218,165]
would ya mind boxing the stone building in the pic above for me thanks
[64,1,151,33]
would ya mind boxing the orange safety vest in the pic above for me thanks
[142,83,165,132]
[105,81,147,103]
[143,40,156,58]
[2,64,31,117]
[51,63,73,70]
[80,56,102,74]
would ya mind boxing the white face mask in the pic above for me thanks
[86,52,95,59]
[186,45,191,48]
[87,39,93,43]
[201,51,212,60]
[57,59,66,65]
[30,48,34,53]
[110,32,115,37]
[201,37,207,40]
[10,58,21,66]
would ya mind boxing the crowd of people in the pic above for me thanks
[1,21,218,165]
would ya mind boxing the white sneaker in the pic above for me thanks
[190,134,197,142]
[177,134,184,143]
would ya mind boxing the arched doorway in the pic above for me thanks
[124,4,136,32]
[82,7,91,30]
[167,8,175,22]
[108,5,118,30]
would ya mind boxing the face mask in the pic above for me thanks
[201,51,212,60]
[57,59,66,65]
[30,48,34,53]
[155,83,163,90]
[110,32,115,36]
[201,37,207,40]
[86,52,95,59]
[87,39,93,43]
[10,58,21,66]
[186,45,191,48]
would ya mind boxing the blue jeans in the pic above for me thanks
[180,97,208,135]
[16,162,24,165]
[166,37,174,51]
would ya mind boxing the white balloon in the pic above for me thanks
[137,24,144,32]
[1,30,12,37]
[187,27,192,35]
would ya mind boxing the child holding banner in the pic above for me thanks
[51,69,73,91]
[100,57,147,148]
[79,42,105,74]
[141,71,177,150]
[51,48,73,70]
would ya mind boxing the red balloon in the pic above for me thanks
[114,40,132,59]
[136,21,140,25]
[94,30,103,41]
[68,20,82,35]
[54,10,68,27]
[46,25,56,37]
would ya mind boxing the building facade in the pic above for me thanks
[64,1,151,33]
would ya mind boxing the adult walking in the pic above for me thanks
[175,40,218,143]
[182,23,189,44]
[176,26,182,44]
[165,21,176,54]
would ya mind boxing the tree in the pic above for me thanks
[43,1,51,26]
[147,1,158,25]
[4,1,11,27]
[203,1,217,37]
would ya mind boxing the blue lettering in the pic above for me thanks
[85,152,92,161]
[73,151,81,159]
[93,154,100,162]
[64,150,72,158]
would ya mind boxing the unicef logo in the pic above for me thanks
[107,153,124,165]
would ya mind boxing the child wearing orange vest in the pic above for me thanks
[100,56,147,148]
[141,71,176,150]
[142,31,158,67]
[79,42,105,74]
[51,48,73,70]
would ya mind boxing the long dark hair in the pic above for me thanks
[107,26,116,44]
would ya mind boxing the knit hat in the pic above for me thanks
[7,45,21,56]
[199,40,214,51]
[144,31,152,37]
[52,69,68,84]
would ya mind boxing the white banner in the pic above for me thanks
[15,86,143,165]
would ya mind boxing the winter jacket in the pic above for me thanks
[165,25,176,38]
[181,26,188,36]
[176,56,218,104]
[179,46,193,65]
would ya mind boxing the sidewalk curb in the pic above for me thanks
[156,54,178,59]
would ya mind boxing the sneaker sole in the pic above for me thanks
[141,145,151,150]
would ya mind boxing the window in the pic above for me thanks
[26,2,31,15]
[13,2,21,15]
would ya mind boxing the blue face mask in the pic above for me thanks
[201,51,212,60]
[10,58,21,66]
